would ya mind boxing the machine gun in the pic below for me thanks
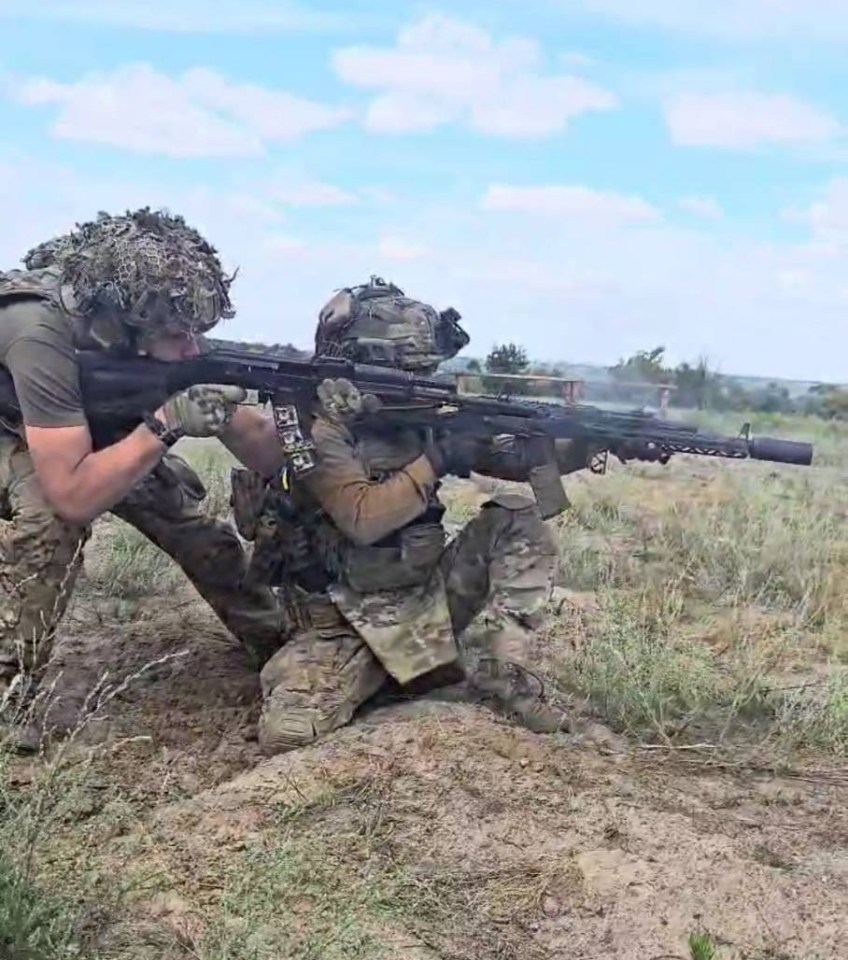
[0,345,814,518]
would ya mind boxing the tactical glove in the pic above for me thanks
[157,384,247,438]
[316,377,381,424]
[316,377,363,423]
[610,438,670,464]
[425,433,487,478]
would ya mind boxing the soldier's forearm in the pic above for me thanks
[308,455,438,547]
[473,437,592,481]
[25,421,167,525]
[219,406,287,477]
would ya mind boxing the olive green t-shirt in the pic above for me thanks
[0,298,87,428]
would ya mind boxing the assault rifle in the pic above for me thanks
[0,345,814,518]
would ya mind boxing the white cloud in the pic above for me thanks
[481,184,660,223]
[0,0,345,33]
[560,52,596,69]
[577,0,848,42]
[678,196,724,220]
[269,178,357,207]
[262,233,307,255]
[665,92,841,150]
[377,236,430,260]
[3,153,848,382]
[332,14,616,137]
[10,64,351,158]
[783,178,848,248]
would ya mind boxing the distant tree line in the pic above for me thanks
[208,338,307,359]
[457,342,848,418]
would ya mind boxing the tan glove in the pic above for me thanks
[158,384,247,437]
[316,377,364,424]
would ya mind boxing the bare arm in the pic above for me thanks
[218,405,288,477]
[25,421,168,525]
[4,312,170,524]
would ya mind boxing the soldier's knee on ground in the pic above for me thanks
[258,699,351,755]
[257,627,386,756]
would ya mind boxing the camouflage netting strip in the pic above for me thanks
[23,207,235,331]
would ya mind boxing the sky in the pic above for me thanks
[1,0,848,381]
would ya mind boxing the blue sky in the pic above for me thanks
[1,0,848,380]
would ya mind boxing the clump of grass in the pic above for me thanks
[689,931,719,960]
[772,669,848,756]
[183,771,560,960]
[556,451,848,646]
[84,518,183,600]
[652,473,848,624]
[0,851,82,960]
[177,439,237,518]
[82,441,239,602]
[194,836,389,960]
[0,653,189,960]
[556,581,773,741]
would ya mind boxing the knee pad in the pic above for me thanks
[258,697,354,757]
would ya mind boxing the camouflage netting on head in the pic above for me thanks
[22,234,75,271]
[22,207,235,337]
[314,275,469,372]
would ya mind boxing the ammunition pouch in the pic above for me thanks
[528,461,569,519]
[318,519,446,594]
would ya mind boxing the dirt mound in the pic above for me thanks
[129,701,844,959]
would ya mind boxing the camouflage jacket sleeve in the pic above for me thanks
[472,436,591,482]
[302,416,440,547]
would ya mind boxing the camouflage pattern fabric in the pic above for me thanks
[258,623,385,756]
[257,492,559,754]
[329,566,457,684]
[21,207,235,349]
[111,453,286,667]
[0,427,285,685]
[314,275,469,372]
[0,266,65,312]
[0,430,90,679]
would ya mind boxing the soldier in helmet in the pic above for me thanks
[0,208,288,749]
[231,277,598,755]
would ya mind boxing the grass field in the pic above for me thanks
[2,412,847,959]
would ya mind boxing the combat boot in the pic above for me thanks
[469,657,569,734]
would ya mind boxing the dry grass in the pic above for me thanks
[540,415,848,756]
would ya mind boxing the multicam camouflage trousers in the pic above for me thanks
[258,494,558,754]
[0,428,283,687]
